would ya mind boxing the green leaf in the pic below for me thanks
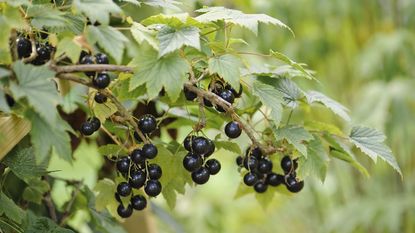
[55,37,82,63]
[10,61,60,125]
[158,25,200,57]
[0,192,25,224]
[304,120,345,137]
[89,209,127,233]
[72,0,122,25]
[214,140,242,154]
[130,47,190,101]
[23,179,50,204]
[120,0,140,5]
[94,179,117,212]
[298,137,329,182]
[142,0,182,10]
[209,54,242,89]
[87,25,128,64]
[252,80,284,126]
[270,50,315,79]
[98,144,128,157]
[2,147,47,180]
[141,13,201,28]
[27,5,66,28]
[61,85,86,114]
[23,211,73,233]
[349,126,402,177]
[195,7,292,35]
[0,88,10,113]
[2,0,31,7]
[275,125,314,157]
[130,22,158,50]
[92,99,118,123]
[0,4,25,63]
[306,91,351,122]
[256,76,303,108]
[26,110,72,163]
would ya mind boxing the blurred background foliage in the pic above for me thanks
[142,0,415,233]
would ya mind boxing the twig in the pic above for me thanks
[101,125,128,151]
[43,191,58,222]
[52,64,133,74]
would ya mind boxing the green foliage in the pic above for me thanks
[275,125,314,157]
[0,192,25,224]
[208,54,242,89]
[2,147,47,180]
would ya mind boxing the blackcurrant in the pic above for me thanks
[243,156,258,170]
[225,84,243,98]
[138,114,157,134]
[36,44,51,62]
[133,131,143,143]
[94,92,107,104]
[281,156,293,174]
[236,156,244,167]
[204,139,215,157]
[205,159,221,175]
[117,182,132,197]
[148,164,162,180]
[254,182,268,193]
[257,158,273,174]
[142,144,158,159]
[285,176,297,187]
[5,94,15,107]
[129,170,146,189]
[80,121,95,136]
[93,72,110,89]
[117,203,133,218]
[116,157,130,174]
[219,89,235,104]
[80,55,96,77]
[130,149,146,164]
[183,152,203,172]
[95,53,109,64]
[184,86,197,101]
[243,172,258,186]
[16,37,32,58]
[249,147,263,159]
[191,137,209,155]
[131,195,147,210]
[183,135,194,151]
[144,180,162,197]
[203,98,213,107]
[89,117,101,132]
[79,50,89,62]
[287,180,304,193]
[191,167,210,184]
[115,193,121,202]
[224,121,242,138]
[266,173,284,186]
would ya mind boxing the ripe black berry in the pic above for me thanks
[89,117,101,132]
[16,37,32,58]
[115,193,121,202]
[80,121,95,136]
[116,157,130,174]
[224,121,242,138]
[144,180,162,197]
[36,44,51,62]
[219,89,235,103]
[266,173,284,186]
[117,203,133,218]
[226,84,243,98]
[142,144,158,159]
[95,53,109,64]
[117,182,132,197]
[203,98,213,107]
[243,156,258,170]
[257,158,273,174]
[254,182,268,193]
[204,139,215,157]
[243,172,258,186]
[236,156,243,167]
[281,156,293,174]
[138,114,157,134]
[94,92,107,104]
[285,176,297,187]
[183,152,203,172]
[131,195,147,210]
[5,94,15,107]
[191,137,209,155]
[287,180,304,193]
[191,167,210,184]
[93,72,110,89]
[249,147,263,159]
[148,164,162,180]
[183,135,194,151]
[130,149,145,164]
[205,159,221,175]
[184,86,197,101]
[129,170,146,189]
[133,131,143,143]
[80,55,96,77]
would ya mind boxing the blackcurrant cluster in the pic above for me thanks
[16,36,53,65]
[80,117,101,136]
[182,135,220,184]
[280,155,304,193]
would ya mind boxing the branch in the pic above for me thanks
[52,64,133,74]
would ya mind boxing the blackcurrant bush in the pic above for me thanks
[16,37,32,58]
[148,164,162,180]
[138,114,157,134]
[144,180,162,197]
[117,182,132,197]
[130,149,145,164]
[129,170,146,189]
[243,172,258,186]
[204,139,215,157]
[142,144,158,159]
[266,173,284,186]
[95,53,109,64]
[224,121,242,138]
[89,117,101,132]
[281,155,293,174]
[80,55,96,77]
[183,152,203,172]
[183,135,194,151]
[236,156,243,167]
[191,167,210,184]
[116,157,130,174]
[287,180,304,193]
[131,195,147,210]
[243,156,258,170]
[93,72,110,89]
[80,121,95,136]
[94,92,107,104]
[184,86,197,101]
[205,159,221,175]
[254,182,268,193]
[257,158,273,174]
[191,136,209,155]
[117,203,133,218]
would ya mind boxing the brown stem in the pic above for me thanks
[43,177,58,222]
[53,64,133,74]
[22,31,38,63]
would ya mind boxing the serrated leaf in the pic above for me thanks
[256,76,303,108]
[23,211,73,233]
[195,7,292,35]
[23,179,50,204]
[304,121,345,137]
[61,85,86,114]
[2,0,31,7]
[349,126,402,177]
[130,22,158,50]
[214,140,241,154]
[158,25,200,57]
[87,26,128,64]
[94,179,117,212]
[72,0,122,25]
[298,137,329,182]
[142,0,182,10]
[92,99,118,123]
[209,54,242,89]
[306,91,351,122]
[98,144,127,157]
[130,47,190,101]
[0,192,25,224]
[27,5,66,28]
[55,37,82,63]
[120,0,140,5]
[275,125,314,157]
[2,147,47,180]
[270,50,315,80]
[142,13,201,28]
[252,80,284,126]
[10,61,60,125]
[0,115,31,160]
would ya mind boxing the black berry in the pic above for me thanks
[254,182,268,193]
[138,114,157,134]
[226,84,243,98]
[147,164,162,180]
[243,172,258,186]
[80,55,96,77]
[281,156,293,174]
[266,173,284,186]
[219,89,235,104]
[285,176,297,187]
[89,117,101,132]
[183,135,194,151]
[236,156,243,167]
[183,152,203,172]
[205,159,221,175]
[116,157,130,174]
[129,170,146,189]
[115,193,121,202]
[191,167,210,184]
[249,147,263,159]
[16,37,32,58]
[204,139,215,157]
[36,44,51,62]
[142,144,158,159]
[95,53,109,64]
[131,195,147,210]
[287,180,304,193]
[191,137,209,155]
[184,86,197,101]
[130,149,145,164]
[224,121,242,138]
[93,72,110,89]
[117,182,132,197]
[243,156,258,170]
[144,180,162,197]
[5,94,15,107]
[203,98,213,107]
[133,131,143,143]
[80,121,95,136]
[117,204,133,218]
[257,158,273,174]
[94,92,107,104]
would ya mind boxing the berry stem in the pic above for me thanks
[22,30,38,63]
[101,125,128,151]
